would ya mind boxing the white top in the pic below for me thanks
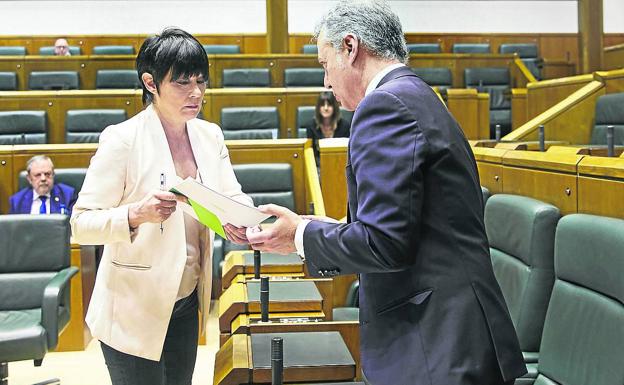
[30,191,51,214]
[177,173,204,301]
[295,62,406,259]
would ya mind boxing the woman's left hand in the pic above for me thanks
[223,223,249,244]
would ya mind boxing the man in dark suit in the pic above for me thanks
[9,155,76,215]
[246,1,526,384]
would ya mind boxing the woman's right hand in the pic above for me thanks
[128,190,178,228]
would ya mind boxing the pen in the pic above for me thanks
[160,172,166,234]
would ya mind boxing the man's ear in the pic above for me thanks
[141,73,157,95]
[343,34,359,65]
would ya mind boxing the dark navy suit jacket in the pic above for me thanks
[303,67,526,384]
[9,183,76,215]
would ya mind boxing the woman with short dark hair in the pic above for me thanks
[71,28,251,384]
[306,91,350,161]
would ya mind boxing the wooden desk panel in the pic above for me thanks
[21,56,85,90]
[578,156,624,219]
[0,146,14,214]
[0,92,61,145]
[284,88,325,139]
[81,55,136,89]
[318,138,348,220]
[0,56,25,90]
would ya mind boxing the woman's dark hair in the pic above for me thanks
[314,91,341,128]
[136,28,208,105]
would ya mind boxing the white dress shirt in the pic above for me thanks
[30,191,51,214]
[294,63,406,258]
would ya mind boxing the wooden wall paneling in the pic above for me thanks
[526,74,594,118]
[0,36,34,54]
[266,0,289,54]
[289,34,315,54]
[511,88,528,131]
[194,34,245,48]
[539,34,579,68]
[0,57,26,90]
[83,35,143,55]
[211,88,287,137]
[540,60,578,81]
[284,88,325,138]
[604,34,624,48]
[0,91,61,143]
[501,151,583,215]
[446,88,481,139]
[242,34,268,54]
[603,44,624,72]
[82,55,136,90]
[318,138,348,220]
[226,139,309,215]
[577,156,624,219]
[0,146,13,214]
[55,90,139,143]
[471,147,507,194]
[597,68,624,94]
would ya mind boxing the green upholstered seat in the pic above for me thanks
[590,92,624,145]
[0,215,78,378]
[38,46,81,55]
[284,68,324,87]
[92,45,134,55]
[465,67,511,138]
[203,44,240,54]
[485,194,559,365]
[28,71,79,90]
[222,68,270,87]
[18,168,87,192]
[0,72,17,90]
[296,106,354,139]
[302,44,318,54]
[481,186,490,204]
[332,279,360,321]
[0,46,26,55]
[65,109,127,143]
[530,214,624,385]
[221,106,279,139]
[407,43,441,53]
[0,110,47,145]
[223,130,273,140]
[95,69,141,89]
[499,43,541,79]
[452,43,490,54]
[411,67,452,93]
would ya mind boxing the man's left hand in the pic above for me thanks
[247,204,301,254]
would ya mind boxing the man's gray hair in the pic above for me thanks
[26,155,53,174]
[313,0,408,64]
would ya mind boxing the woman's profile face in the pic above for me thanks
[153,71,206,122]
[319,100,334,119]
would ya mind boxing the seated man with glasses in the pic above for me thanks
[9,155,76,215]
[54,38,71,56]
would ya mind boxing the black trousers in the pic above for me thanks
[100,290,199,385]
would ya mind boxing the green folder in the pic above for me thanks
[171,188,226,238]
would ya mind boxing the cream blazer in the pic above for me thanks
[70,105,251,361]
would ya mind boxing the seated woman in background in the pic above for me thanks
[306,91,350,162]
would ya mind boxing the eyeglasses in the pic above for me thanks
[30,171,53,178]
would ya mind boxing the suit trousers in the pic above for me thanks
[100,290,199,385]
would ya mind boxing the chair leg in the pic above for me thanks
[33,359,43,367]
[1,362,8,385]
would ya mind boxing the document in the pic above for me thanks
[171,178,271,238]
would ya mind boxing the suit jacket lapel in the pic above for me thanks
[145,105,177,187]
[20,189,33,214]
[50,185,61,213]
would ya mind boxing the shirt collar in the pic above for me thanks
[365,63,406,96]
[32,189,51,201]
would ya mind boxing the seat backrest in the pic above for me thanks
[481,186,490,204]
[221,107,279,138]
[452,43,491,54]
[0,71,17,90]
[28,71,79,90]
[0,215,70,311]
[39,46,81,55]
[18,168,87,192]
[222,68,270,87]
[92,45,134,55]
[65,109,127,143]
[464,67,511,109]
[302,44,318,54]
[535,214,624,385]
[485,194,559,353]
[233,163,295,212]
[590,92,624,145]
[0,110,47,144]
[223,130,274,140]
[203,44,240,54]
[411,67,452,91]
[284,68,324,87]
[0,46,26,55]
[499,43,538,58]
[95,69,140,89]
[407,43,441,54]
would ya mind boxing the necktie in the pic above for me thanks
[39,196,47,214]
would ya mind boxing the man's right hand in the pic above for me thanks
[128,190,177,228]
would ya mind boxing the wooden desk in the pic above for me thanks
[577,156,624,219]
[214,332,356,385]
[471,146,508,194]
[221,250,305,291]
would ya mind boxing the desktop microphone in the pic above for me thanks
[260,276,269,322]
[254,250,261,279]
[271,337,283,385]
